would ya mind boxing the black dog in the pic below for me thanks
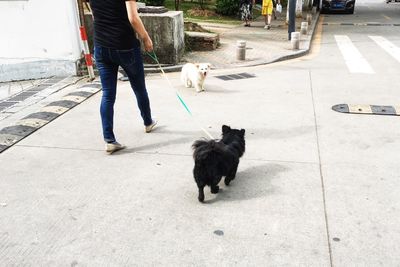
[192,125,246,202]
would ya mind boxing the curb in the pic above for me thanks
[144,64,184,73]
[0,83,101,154]
[215,11,321,68]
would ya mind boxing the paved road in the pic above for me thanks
[299,1,400,265]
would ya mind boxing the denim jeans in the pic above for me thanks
[94,46,152,143]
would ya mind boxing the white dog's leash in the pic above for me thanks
[146,52,214,140]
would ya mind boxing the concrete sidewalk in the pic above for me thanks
[0,10,319,151]
[0,65,332,265]
[182,11,319,69]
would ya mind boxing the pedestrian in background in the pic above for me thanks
[272,0,277,20]
[262,0,273,29]
[240,0,255,27]
[89,0,157,154]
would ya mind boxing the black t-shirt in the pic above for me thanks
[89,0,140,49]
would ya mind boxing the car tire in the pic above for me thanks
[348,7,354,14]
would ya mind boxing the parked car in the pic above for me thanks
[321,0,356,14]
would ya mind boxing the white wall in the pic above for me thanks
[0,0,82,62]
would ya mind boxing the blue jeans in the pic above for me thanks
[94,46,152,143]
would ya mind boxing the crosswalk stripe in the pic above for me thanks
[369,35,400,63]
[334,35,375,74]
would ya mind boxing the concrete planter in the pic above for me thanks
[140,11,184,64]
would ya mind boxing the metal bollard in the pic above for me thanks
[312,7,317,15]
[307,14,312,25]
[300,22,308,35]
[291,32,300,50]
[236,40,246,61]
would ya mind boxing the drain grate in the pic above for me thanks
[215,72,256,81]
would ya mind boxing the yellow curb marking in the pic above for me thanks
[16,118,49,128]
[348,104,372,114]
[79,87,101,93]
[62,95,86,103]
[41,106,69,114]
[0,134,21,146]
[393,105,400,115]
[308,15,324,58]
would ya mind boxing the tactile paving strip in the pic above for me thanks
[0,83,102,153]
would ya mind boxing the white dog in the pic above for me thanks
[180,63,210,92]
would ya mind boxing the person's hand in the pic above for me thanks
[143,36,153,52]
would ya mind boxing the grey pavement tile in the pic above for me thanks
[46,100,79,109]
[27,85,50,92]
[0,101,18,108]
[0,125,37,137]
[23,112,59,121]
[0,144,9,153]
[66,91,93,98]
[7,91,37,102]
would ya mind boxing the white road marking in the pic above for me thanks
[369,35,400,63]
[334,35,375,74]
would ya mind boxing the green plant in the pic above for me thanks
[215,0,239,15]
[144,0,165,6]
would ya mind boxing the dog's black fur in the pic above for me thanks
[192,125,246,202]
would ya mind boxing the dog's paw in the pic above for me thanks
[198,195,205,202]
[211,185,219,194]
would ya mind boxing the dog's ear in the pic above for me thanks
[207,63,211,69]
[240,129,245,137]
[195,63,200,68]
[222,125,231,134]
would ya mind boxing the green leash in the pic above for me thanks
[146,51,213,139]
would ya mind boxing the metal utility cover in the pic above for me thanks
[215,72,256,81]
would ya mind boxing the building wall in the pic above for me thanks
[0,0,83,81]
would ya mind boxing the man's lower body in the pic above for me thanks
[262,0,273,29]
[94,45,156,153]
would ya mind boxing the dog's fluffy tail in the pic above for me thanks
[192,139,227,176]
[192,139,217,157]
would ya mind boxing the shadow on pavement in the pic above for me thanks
[204,163,288,203]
